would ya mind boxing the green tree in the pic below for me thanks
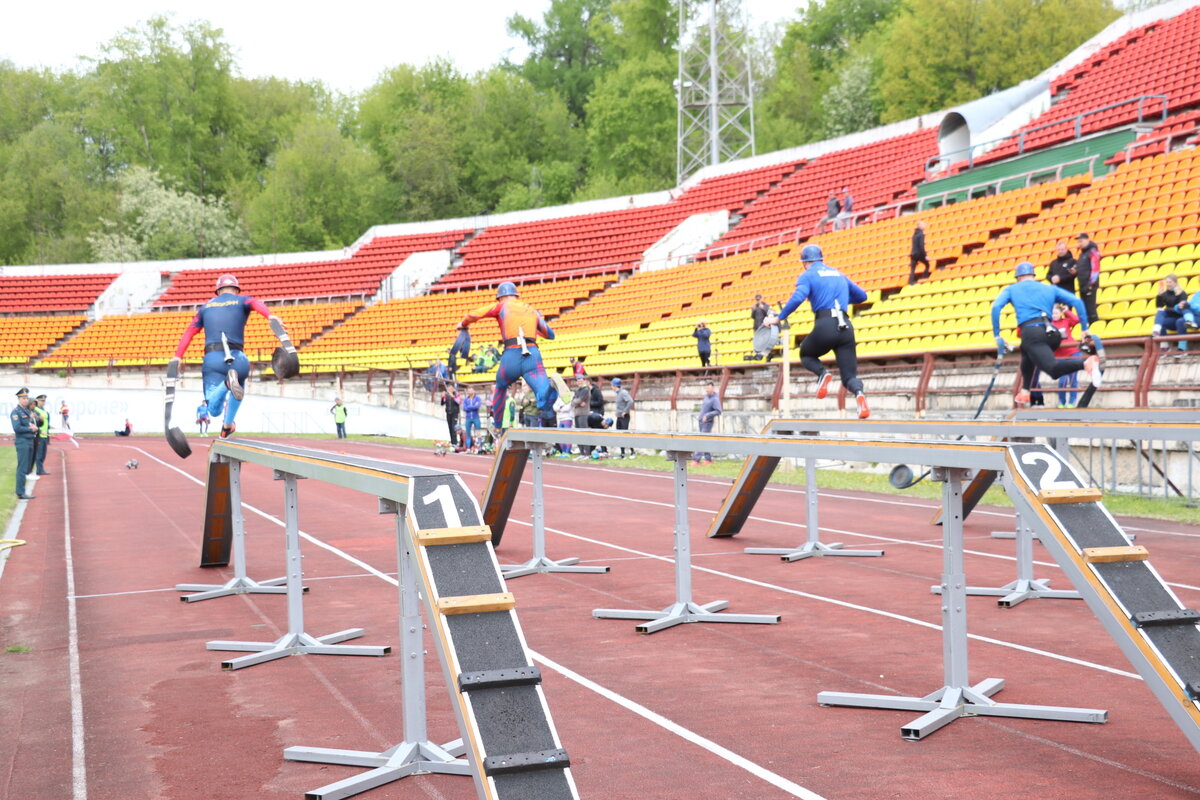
[794,0,901,73]
[507,0,614,122]
[755,24,823,151]
[878,0,1119,121]
[88,166,249,262]
[582,51,676,193]
[245,117,385,252]
[820,51,882,137]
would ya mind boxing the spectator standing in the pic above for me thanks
[1154,274,1190,353]
[330,397,348,438]
[32,394,50,476]
[909,220,930,285]
[10,387,37,499]
[695,382,721,465]
[553,392,573,456]
[462,386,482,451]
[1050,304,1082,407]
[817,192,840,233]
[1046,240,1077,296]
[519,381,539,427]
[836,187,854,230]
[196,401,210,436]
[59,399,70,431]
[589,377,608,455]
[441,385,461,446]
[571,357,587,377]
[572,376,592,458]
[499,386,518,434]
[693,321,712,367]
[612,377,634,458]
[1075,233,1102,324]
[750,295,770,331]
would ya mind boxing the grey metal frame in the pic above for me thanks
[500,446,611,579]
[174,460,290,602]
[593,451,782,633]
[744,456,884,561]
[203,471,391,670]
[816,467,1107,739]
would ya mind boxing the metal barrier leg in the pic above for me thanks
[206,472,391,670]
[819,468,1105,739]
[175,460,291,601]
[941,503,1080,607]
[502,446,610,579]
[593,452,780,634]
[745,457,884,561]
[285,500,469,799]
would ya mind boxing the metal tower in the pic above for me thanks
[676,0,755,184]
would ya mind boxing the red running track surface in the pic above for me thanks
[2,434,1200,800]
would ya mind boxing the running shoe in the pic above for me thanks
[1084,355,1102,388]
[815,372,833,399]
[1015,388,1031,405]
[855,393,870,419]
[220,422,236,439]
[227,369,245,401]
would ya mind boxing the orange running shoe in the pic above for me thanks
[1084,355,1102,387]
[815,372,834,399]
[856,393,870,419]
[220,422,236,439]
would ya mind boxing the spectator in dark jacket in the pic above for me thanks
[909,220,929,285]
[1046,240,1077,296]
[588,377,607,455]
[1154,274,1190,353]
[750,295,770,331]
[1075,233,1102,323]
[572,376,592,457]
[693,321,712,366]
[440,386,461,446]
[816,192,840,233]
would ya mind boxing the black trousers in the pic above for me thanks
[1079,285,1099,323]
[800,317,863,395]
[616,413,631,454]
[699,350,710,366]
[446,413,459,445]
[1018,324,1085,390]
[909,256,930,282]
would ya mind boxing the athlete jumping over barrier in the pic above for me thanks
[171,273,292,439]
[457,282,557,428]
[763,244,872,419]
[992,261,1102,406]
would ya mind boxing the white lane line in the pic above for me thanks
[505,519,1142,681]
[62,457,89,799]
[529,649,828,800]
[116,444,821,798]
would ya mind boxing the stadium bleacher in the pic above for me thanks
[0,274,116,314]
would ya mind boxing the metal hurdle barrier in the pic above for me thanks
[190,439,579,800]
[483,428,1200,748]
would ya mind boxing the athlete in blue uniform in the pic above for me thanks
[764,244,871,418]
[992,261,1101,405]
[172,274,286,438]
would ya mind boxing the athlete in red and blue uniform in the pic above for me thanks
[764,244,872,419]
[457,282,557,428]
[172,274,282,438]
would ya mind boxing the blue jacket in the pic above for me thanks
[779,262,868,321]
[693,326,711,353]
[991,280,1088,336]
[700,392,722,422]
[462,394,482,420]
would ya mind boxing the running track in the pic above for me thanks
[2,434,1199,800]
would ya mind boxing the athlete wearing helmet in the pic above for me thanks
[457,282,558,428]
[763,244,872,418]
[991,261,1100,406]
[171,273,289,438]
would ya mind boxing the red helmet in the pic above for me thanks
[215,274,240,294]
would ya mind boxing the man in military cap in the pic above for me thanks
[10,388,38,499]
[32,394,51,475]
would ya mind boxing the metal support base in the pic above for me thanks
[502,555,610,579]
[208,629,390,670]
[818,678,1106,740]
[931,577,1081,608]
[746,541,884,562]
[593,600,779,635]
[175,575,292,603]
[285,739,470,800]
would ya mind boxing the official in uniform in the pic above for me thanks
[172,274,288,439]
[764,244,872,419]
[10,387,38,499]
[456,282,557,428]
[992,261,1100,405]
[32,393,51,475]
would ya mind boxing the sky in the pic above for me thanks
[1,1,803,95]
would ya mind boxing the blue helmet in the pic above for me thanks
[496,281,518,299]
[1015,261,1036,278]
[611,378,621,387]
[800,244,823,262]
